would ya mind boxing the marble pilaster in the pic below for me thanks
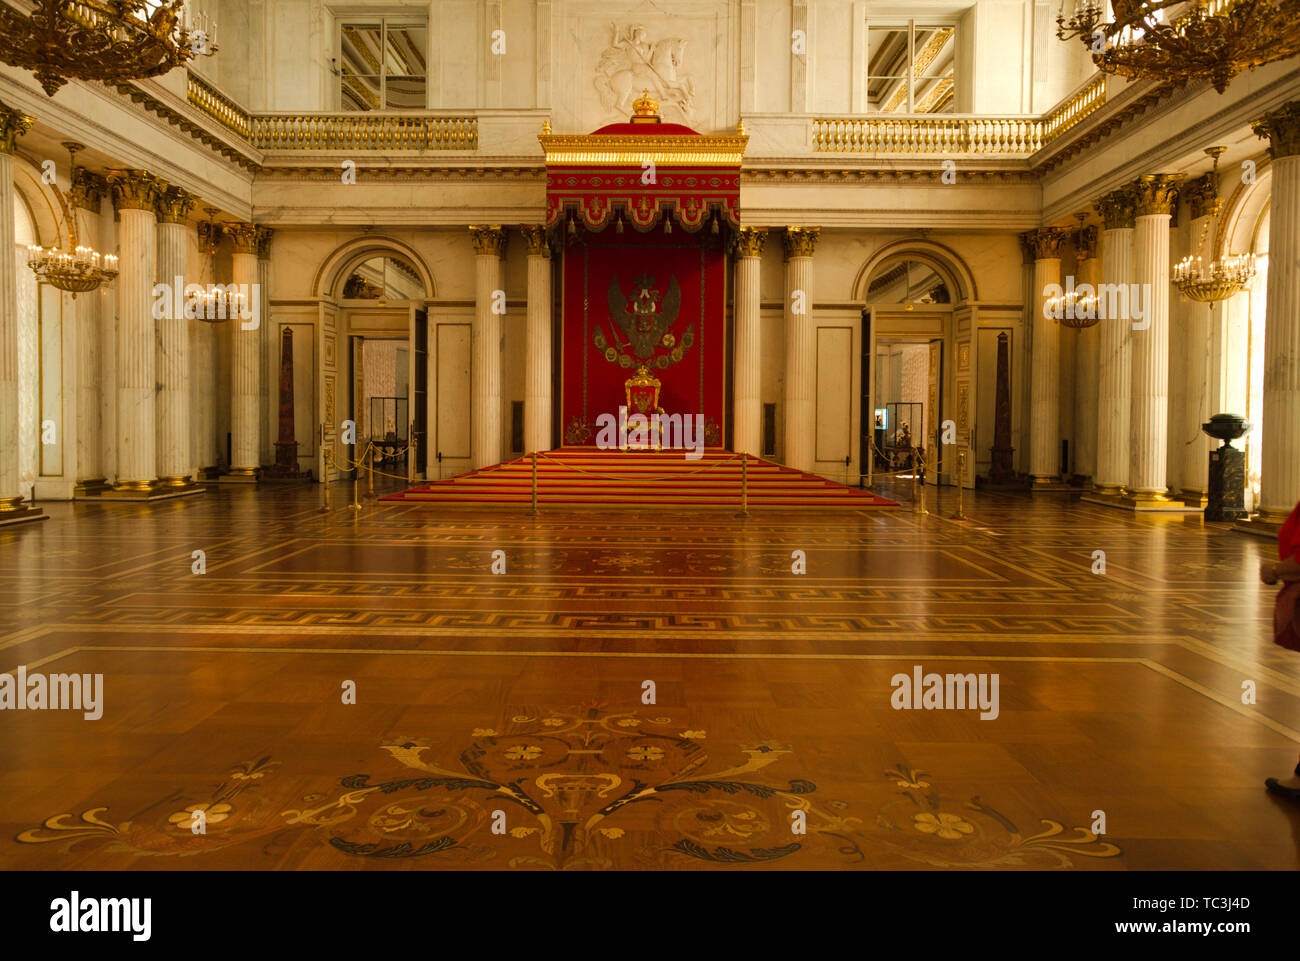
[521,225,551,455]
[1023,227,1065,485]
[470,226,506,469]
[733,226,766,458]
[782,226,818,473]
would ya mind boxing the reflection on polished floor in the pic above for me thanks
[1,480,1297,870]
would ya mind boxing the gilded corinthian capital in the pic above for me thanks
[519,224,550,258]
[1184,173,1222,221]
[107,169,163,212]
[0,103,34,155]
[255,225,273,260]
[69,168,106,212]
[196,220,222,256]
[734,226,768,258]
[469,225,507,256]
[155,185,196,224]
[1252,101,1300,160]
[1095,186,1137,230]
[1132,174,1183,217]
[782,226,820,259]
[222,221,261,254]
[1020,226,1066,260]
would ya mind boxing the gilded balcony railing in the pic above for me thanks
[811,74,1107,155]
[186,72,477,151]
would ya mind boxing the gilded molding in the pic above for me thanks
[537,133,747,167]
[469,225,507,256]
[519,224,551,258]
[1184,173,1221,221]
[222,221,261,255]
[1021,226,1066,260]
[1074,224,1098,261]
[734,226,768,258]
[107,169,163,212]
[196,220,222,256]
[0,103,34,155]
[155,185,196,224]
[255,225,274,260]
[69,168,107,212]
[1095,187,1137,230]
[1252,101,1300,160]
[1132,174,1183,217]
[782,226,820,259]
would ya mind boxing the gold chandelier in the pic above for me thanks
[26,142,118,297]
[1172,147,1257,302]
[0,1,217,97]
[1057,0,1300,94]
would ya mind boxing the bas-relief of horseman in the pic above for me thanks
[595,23,695,121]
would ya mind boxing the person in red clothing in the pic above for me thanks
[1263,500,1300,800]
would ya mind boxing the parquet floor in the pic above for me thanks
[1,478,1297,870]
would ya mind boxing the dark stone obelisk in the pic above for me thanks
[266,327,310,480]
[987,331,1018,484]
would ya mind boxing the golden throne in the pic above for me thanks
[624,366,665,450]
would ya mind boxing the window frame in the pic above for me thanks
[335,13,429,112]
[865,18,958,115]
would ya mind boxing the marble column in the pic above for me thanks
[521,225,551,454]
[71,168,109,495]
[782,226,819,473]
[1125,174,1182,506]
[470,226,506,469]
[1178,174,1220,507]
[191,220,221,477]
[0,104,42,522]
[107,169,163,494]
[1072,225,1100,484]
[1091,188,1137,495]
[257,230,273,469]
[223,222,261,480]
[1251,103,1300,523]
[154,185,197,488]
[1023,227,1066,485]
[733,226,766,458]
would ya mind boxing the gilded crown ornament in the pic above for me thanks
[26,143,118,297]
[631,89,661,123]
[0,1,218,97]
[1057,0,1300,95]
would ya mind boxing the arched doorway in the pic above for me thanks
[314,240,434,484]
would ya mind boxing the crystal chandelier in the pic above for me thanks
[1047,288,1102,328]
[1056,0,1300,94]
[26,143,118,297]
[0,1,218,97]
[1172,147,1256,302]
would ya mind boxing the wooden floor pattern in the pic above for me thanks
[1,477,1298,870]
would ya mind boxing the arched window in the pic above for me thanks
[865,258,951,306]
[341,255,426,301]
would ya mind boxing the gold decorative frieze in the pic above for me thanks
[519,225,550,258]
[1021,226,1067,260]
[538,132,748,167]
[1252,101,1300,160]
[106,169,163,212]
[1074,224,1098,261]
[469,225,507,257]
[782,226,820,260]
[734,226,768,258]
[1132,174,1183,216]
[1184,173,1221,221]
[69,168,107,212]
[0,103,34,154]
[222,221,261,255]
[1095,187,1138,230]
[155,185,195,224]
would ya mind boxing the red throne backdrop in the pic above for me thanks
[560,230,725,446]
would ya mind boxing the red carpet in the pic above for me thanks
[381,448,898,509]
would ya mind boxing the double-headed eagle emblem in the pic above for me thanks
[607,274,680,359]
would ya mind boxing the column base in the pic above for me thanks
[1029,475,1075,494]
[198,465,224,480]
[158,476,206,493]
[72,478,111,497]
[1178,488,1208,509]
[216,467,260,484]
[1114,489,1203,512]
[0,499,48,527]
[1234,513,1285,539]
[89,481,206,503]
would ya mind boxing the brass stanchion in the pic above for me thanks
[320,447,332,513]
[530,451,539,516]
[912,446,928,515]
[368,444,376,498]
[735,452,749,518]
[954,448,967,520]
